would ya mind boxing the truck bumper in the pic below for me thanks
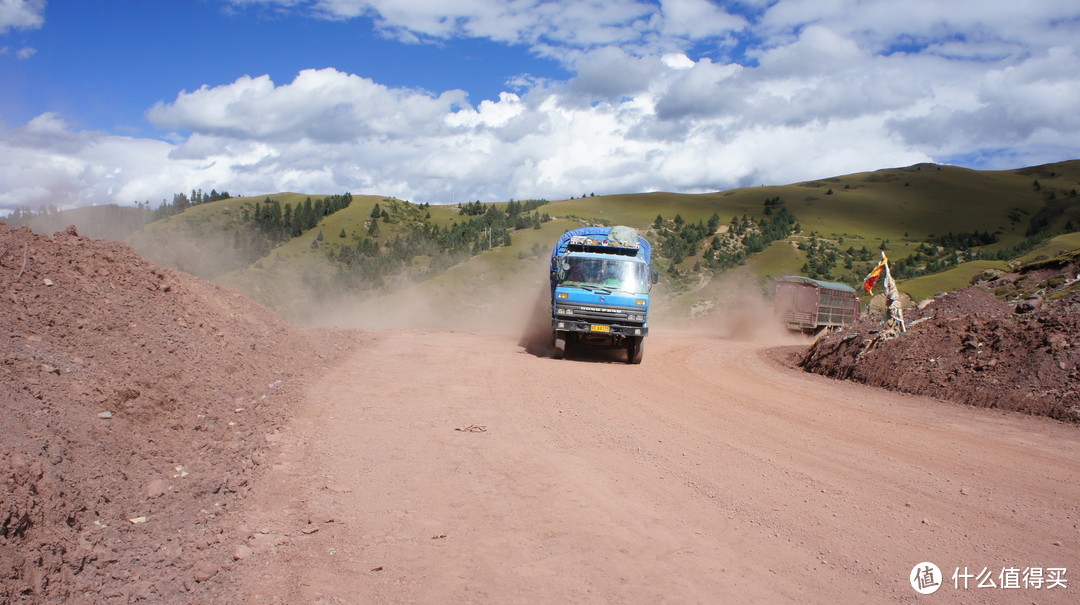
[552,319,648,337]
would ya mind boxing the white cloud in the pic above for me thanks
[0,0,44,34]
[564,46,662,102]
[147,68,469,142]
[890,45,1080,154]
[227,0,718,50]
[760,0,1080,59]
[2,0,1079,213]
[0,114,203,211]
[659,0,746,40]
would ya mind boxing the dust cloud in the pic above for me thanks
[303,253,555,350]
[690,273,812,346]
[128,228,256,281]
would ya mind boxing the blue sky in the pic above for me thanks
[2,1,569,135]
[1,0,1079,212]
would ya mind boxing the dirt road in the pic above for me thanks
[234,329,1079,604]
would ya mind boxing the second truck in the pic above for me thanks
[549,226,657,364]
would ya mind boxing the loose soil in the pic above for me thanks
[2,222,1077,603]
[0,224,352,602]
[802,257,1080,422]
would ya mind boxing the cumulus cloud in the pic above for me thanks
[229,0,731,50]
[2,0,1079,213]
[0,114,201,211]
[659,0,746,40]
[147,69,469,143]
[760,0,1080,59]
[0,0,44,34]
[890,45,1080,154]
[564,46,662,102]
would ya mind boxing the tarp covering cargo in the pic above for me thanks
[552,226,651,264]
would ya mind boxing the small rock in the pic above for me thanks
[43,278,54,286]
[1015,296,1042,314]
[97,411,114,419]
[146,479,169,499]
[192,561,218,583]
[233,545,254,561]
[128,516,147,524]
[301,527,319,535]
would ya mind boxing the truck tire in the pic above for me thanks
[627,336,644,364]
[552,332,567,359]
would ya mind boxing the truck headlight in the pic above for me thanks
[635,299,646,306]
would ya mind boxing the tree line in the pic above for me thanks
[652,197,800,277]
[328,199,551,290]
[153,189,233,219]
[228,194,353,264]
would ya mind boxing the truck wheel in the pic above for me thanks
[552,332,567,359]
[627,336,644,364]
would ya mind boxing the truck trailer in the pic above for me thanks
[775,275,860,334]
[549,226,657,364]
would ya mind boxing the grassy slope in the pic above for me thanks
[99,159,1080,321]
[127,194,309,278]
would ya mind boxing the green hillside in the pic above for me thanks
[127,159,1080,323]
[8,160,1078,324]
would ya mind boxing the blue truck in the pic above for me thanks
[549,226,657,364]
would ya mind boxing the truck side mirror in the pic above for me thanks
[550,270,560,282]
[650,271,659,284]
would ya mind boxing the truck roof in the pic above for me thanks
[777,275,857,293]
[553,226,651,264]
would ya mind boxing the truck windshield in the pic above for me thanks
[560,257,648,293]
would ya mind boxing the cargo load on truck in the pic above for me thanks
[549,226,657,364]
[775,275,860,334]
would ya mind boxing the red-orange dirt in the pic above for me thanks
[2,222,1078,603]
[0,223,351,602]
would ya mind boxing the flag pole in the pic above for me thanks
[882,252,906,332]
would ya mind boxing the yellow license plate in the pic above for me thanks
[590,324,611,333]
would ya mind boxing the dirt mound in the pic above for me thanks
[801,270,1080,421]
[0,223,351,603]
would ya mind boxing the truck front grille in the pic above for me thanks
[555,302,645,323]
